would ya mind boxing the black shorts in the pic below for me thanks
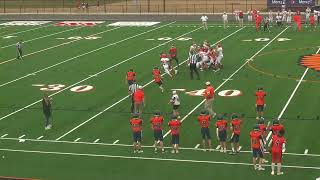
[133,131,142,142]
[201,127,211,139]
[230,134,240,143]
[218,131,227,142]
[171,134,179,144]
[256,105,264,112]
[156,80,162,86]
[154,130,163,141]
[127,80,134,86]
[173,105,180,110]
[252,148,264,158]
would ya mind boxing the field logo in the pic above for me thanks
[242,38,291,42]
[108,21,160,27]
[185,89,242,97]
[56,36,101,40]
[147,37,192,41]
[299,54,320,71]
[0,21,51,26]
[54,21,104,26]
[218,90,242,97]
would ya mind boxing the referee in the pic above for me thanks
[16,40,23,60]
[42,94,52,130]
[128,80,139,113]
[188,52,200,80]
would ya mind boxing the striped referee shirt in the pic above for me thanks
[128,83,139,94]
[16,42,22,50]
[189,54,200,64]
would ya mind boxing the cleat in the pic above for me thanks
[175,150,179,154]
[171,150,175,154]
[258,167,265,171]
[271,171,275,175]
[138,150,143,153]
[277,172,284,175]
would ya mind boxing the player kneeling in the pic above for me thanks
[130,113,143,153]
[269,129,286,175]
[150,111,165,153]
[168,116,181,153]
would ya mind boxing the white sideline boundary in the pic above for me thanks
[163,27,289,138]
[0,22,175,88]
[0,148,319,170]
[0,23,54,38]
[0,27,121,65]
[1,26,84,49]
[55,27,245,141]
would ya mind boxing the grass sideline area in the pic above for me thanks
[0,21,319,179]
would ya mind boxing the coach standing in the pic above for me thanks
[204,81,216,117]
[16,40,23,60]
[42,94,52,130]
[188,52,200,80]
[128,80,139,113]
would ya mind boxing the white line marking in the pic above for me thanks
[113,140,119,144]
[18,135,26,139]
[0,23,53,38]
[238,146,242,151]
[36,136,44,140]
[74,138,81,142]
[1,134,8,138]
[0,148,319,170]
[54,26,210,140]
[0,27,120,65]
[55,27,244,141]
[216,145,221,150]
[295,79,306,82]
[1,137,319,157]
[0,22,174,87]
[222,78,233,81]
[93,139,100,143]
[194,144,200,149]
[163,27,289,138]
[266,132,272,141]
[1,26,84,49]
[304,149,309,154]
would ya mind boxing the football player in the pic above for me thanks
[152,67,164,92]
[150,111,165,153]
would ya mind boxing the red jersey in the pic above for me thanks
[130,118,142,132]
[168,120,181,135]
[258,124,267,134]
[152,69,161,82]
[271,124,284,135]
[160,53,167,59]
[169,47,177,58]
[239,11,244,18]
[216,120,228,132]
[310,16,315,24]
[255,91,266,105]
[271,135,286,153]
[126,71,135,81]
[250,130,263,149]
[197,115,210,128]
[231,119,241,135]
[204,85,215,100]
[256,15,263,24]
[150,116,164,131]
[133,89,144,103]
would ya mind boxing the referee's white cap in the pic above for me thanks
[205,81,211,85]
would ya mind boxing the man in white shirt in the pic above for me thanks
[276,12,282,27]
[200,15,208,30]
[287,9,292,24]
[234,9,239,22]
[169,91,180,118]
[222,12,228,29]
[306,7,311,24]
[215,43,224,69]
[248,10,253,22]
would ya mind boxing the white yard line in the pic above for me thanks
[0,26,9,30]
[113,140,119,144]
[0,23,53,38]
[215,145,221,150]
[1,137,319,157]
[1,134,8,138]
[36,136,44,140]
[0,148,319,170]
[163,27,289,138]
[93,139,100,143]
[74,138,81,142]
[54,27,244,141]
[304,149,309,154]
[0,22,175,88]
[194,144,200,149]
[0,27,121,65]
[1,26,84,49]
[265,47,320,141]
[18,134,26,139]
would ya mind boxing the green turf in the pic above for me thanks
[0,21,319,180]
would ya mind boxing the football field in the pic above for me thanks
[0,21,319,180]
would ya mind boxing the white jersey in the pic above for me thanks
[248,11,253,21]
[268,12,273,21]
[171,94,180,105]
[222,14,228,21]
[160,57,170,65]
[287,11,292,23]
[216,47,223,57]
[306,8,311,16]
[234,10,239,21]
[281,11,287,21]
[201,16,208,22]
[276,15,282,22]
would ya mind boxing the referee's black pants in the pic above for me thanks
[131,95,134,113]
[17,49,23,59]
[190,63,200,80]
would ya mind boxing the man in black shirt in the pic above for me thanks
[188,52,200,80]
[42,94,52,130]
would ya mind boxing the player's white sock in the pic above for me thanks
[271,163,275,175]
